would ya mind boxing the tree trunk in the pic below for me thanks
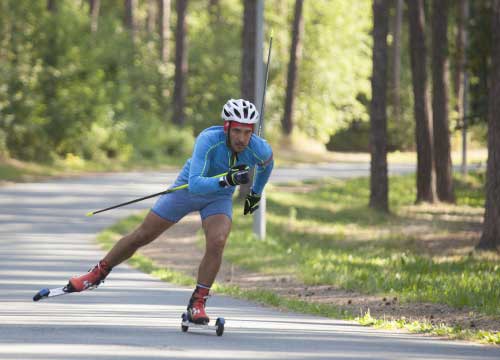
[239,0,257,199]
[241,0,256,103]
[391,0,403,125]
[89,0,100,33]
[159,0,171,62]
[146,0,156,35]
[454,0,467,128]
[124,0,137,42]
[173,0,188,126]
[47,0,57,12]
[158,0,171,125]
[477,0,500,251]
[369,0,390,213]
[282,0,304,137]
[408,0,436,203]
[432,0,455,203]
[455,0,469,175]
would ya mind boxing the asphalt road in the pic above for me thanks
[0,164,498,359]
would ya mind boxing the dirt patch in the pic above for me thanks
[138,213,500,334]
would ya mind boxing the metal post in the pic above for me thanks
[253,0,266,239]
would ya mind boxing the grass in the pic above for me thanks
[0,158,61,182]
[96,170,499,345]
[0,155,184,184]
[358,311,500,344]
[226,172,500,316]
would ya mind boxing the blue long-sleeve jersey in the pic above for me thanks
[173,126,273,196]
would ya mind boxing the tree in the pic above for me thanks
[47,0,57,12]
[408,0,436,203]
[88,0,100,33]
[432,0,455,203]
[124,0,137,42]
[391,0,403,125]
[173,0,188,126]
[282,0,304,137]
[159,0,171,63]
[146,0,156,35]
[241,0,256,103]
[369,0,389,212]
[239,0,257,199]
[477,0,500,251]
[455,0,469,175]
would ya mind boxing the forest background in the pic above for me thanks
[0,0,491,166]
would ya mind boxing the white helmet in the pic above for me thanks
[221,99,259,124]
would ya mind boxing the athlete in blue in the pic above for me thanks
[68,99,274,324]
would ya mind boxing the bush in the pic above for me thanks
[327,120,415,152]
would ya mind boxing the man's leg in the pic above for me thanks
[103,210,175,267]
[187,214,231,324]
[69,211,175,291]
[197,214,232,286]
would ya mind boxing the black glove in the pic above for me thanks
[244,191,261,215]
[219,164,250,187]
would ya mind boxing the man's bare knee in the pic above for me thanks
[129,226,157,248]
[207,234,227,254]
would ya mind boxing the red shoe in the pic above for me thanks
[187,287,210,324]
[68,260,111,292]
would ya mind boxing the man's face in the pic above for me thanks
[229,125,253,153]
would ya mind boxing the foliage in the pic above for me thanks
[358,310,500,344]
[0,0,377,163]
[0,0,491,163]
[185,1,242,134]
[265,0,373,143]
[0,0,193,164]
[467,0,492,130]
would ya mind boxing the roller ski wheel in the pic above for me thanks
[181,312,225,336]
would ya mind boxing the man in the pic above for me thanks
[68,99,274,324]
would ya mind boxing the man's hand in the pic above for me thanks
[244,191,261,215]
[219,164,250,187]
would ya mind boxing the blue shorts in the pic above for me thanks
[151,188,233,223]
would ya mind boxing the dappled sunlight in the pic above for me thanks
[401,203,484,224]
[228,172,500,324]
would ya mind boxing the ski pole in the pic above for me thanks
[258,34,272,137]
[86,171,229,217]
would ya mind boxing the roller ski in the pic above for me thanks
[33,260,111,302]
[181,286,225,336]
[181,312,225,336]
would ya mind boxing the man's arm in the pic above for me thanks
[251,146,274,195]
[243,143,273,215]
[187,134,225,194]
